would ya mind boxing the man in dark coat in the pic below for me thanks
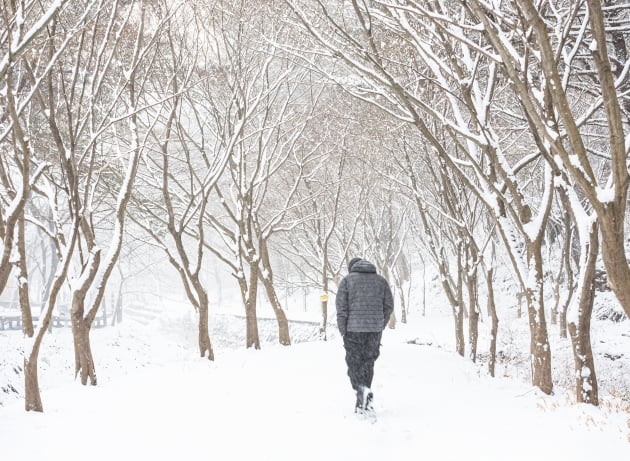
[336,257,394,414]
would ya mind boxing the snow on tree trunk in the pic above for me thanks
[259,240,291,345]
[260,275,291,346]
[243,265,261,350]
[24,222,78,411]
[567,221,599,405]
[73,320,97,386]
[559,311,568,340]
[70,249,101,385]
[598,208,630,320]
[525,246,553,395]
[71,301,97,386]
[559,212,575,339]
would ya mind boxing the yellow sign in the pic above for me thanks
[320,293,329,302]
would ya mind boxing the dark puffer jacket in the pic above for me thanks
[336,259,394,336]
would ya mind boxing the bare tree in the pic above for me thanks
[45,1,180,385]
[546,202,575,338]
[286,0,560,394]
[464,0,630,321]
[204,70,314,348]
[278,115,373,339]
[557,182,600,405]
[0,0,111,412]
[0,0,74,304]
[6,1,182,408]
[128,2,237,360]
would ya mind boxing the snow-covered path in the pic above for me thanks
[1,331,628,461]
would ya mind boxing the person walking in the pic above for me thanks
[335,257,394,415]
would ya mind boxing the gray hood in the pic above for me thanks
[350,259,377,273]
[348,257,362,272]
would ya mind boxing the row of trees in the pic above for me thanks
[1,0,179,411]
[286,0,630,405]
[1,0,628,411]
[0,0,412,412]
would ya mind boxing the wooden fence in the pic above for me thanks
[0,314,108,331]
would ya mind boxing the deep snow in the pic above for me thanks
[0,307,629,461]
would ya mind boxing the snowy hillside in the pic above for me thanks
[0,307,328,408]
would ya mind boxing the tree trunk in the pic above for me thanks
[439,267,464,356]
[395,270,408,324]
[40,247,58,315]
[568,322,598,405]
[583,0,630,321]
[0,196,25,298]
[69,247,101,385]
[384,268,397,329]
[102,298,108,326]
[551,210,573,327]
[17,213,34,337]
[112,285,123,326]
[25,280,63,411]
[71,292,97,386]
[558,217,575,338]
[387,310,397,329]
[320,255,328,341]
[487,268,499,378]
[24,356,43,412]
[599,207,630,320]
[454,303,465,357]
[467,282,479,363]
[23,220,79,411]
[320,298,328,340]
[399,282,407,324]
[454,251,465,357]
[272,304,291,346]
[244,265,260,349]
[25,261,68,411]
[526,243,553,395]
[258,240,290,345]
[568,222,599,405]
[260,274,291,346]
[550,276,559,326]
[463,242,479,360]
[559,309,568,339]
[196,288,214,360]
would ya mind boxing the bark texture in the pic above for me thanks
[260,275,291,345]
[568,223,599,405]
[17,214,34,337]
[487,268,499,378]
[241,266,260,349]
[526,247,553,395]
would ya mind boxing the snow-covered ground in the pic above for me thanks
[1,297,629,461]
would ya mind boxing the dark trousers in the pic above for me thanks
[343,331,382,391]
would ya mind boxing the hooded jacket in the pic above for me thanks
[335,259,394,336]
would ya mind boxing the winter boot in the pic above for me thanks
[355,387,377,423]
[365,389,374,411]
